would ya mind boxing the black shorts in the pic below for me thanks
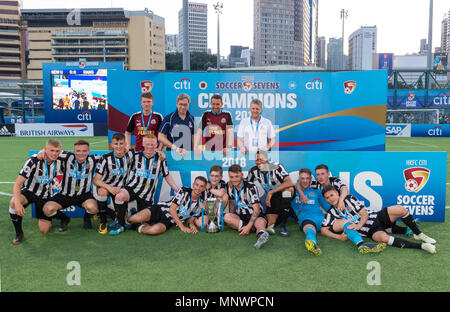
[367,207,393,238]
[264,191,297,223]
[237,212,267,229]
[145,204,173,229]
[125,187,153,211]
[50,192,95,209]
[21,189,51,221]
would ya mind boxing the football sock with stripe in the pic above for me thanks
[401,212,421,235]
[388,236,421,249]
[305,227,317,244]
[9,207,23,235]
[343,222,364,246]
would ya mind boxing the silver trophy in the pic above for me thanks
[206,198,219,233]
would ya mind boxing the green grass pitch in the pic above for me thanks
[0,136,449,292]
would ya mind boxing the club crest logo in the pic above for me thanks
[140,81,153,93]
[404,167,430,193]
[408,92,415,101]
[344,80,356,94]
[243,81,253,91]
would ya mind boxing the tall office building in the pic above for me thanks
[22,8,165,80]
[326,37,342,70]
[348,25,377,70]
[165,34,179,53]
[308,0,318,66]
[316,36,326,68]
[441,13,449,52]
[178,2,207,53]
[0,0,25,80]
[419,38,428,55]
[254,0,312,66]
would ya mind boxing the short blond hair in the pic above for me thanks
[46,139,61,147]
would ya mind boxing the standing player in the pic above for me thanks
[321,185,437,254]
[293,168,330,256]
[159,93,196,157]
[9,139,68,244]
[93,132,134,234]
[128,176,208,235]
[113,134,179,235]
[42,140,100,230]
[194,94,234,156]
[237,98,275,156]
[224,164,270,249]
[246,150,295,237]
[125,92,163,151]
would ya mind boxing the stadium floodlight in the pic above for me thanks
[213,2,223,71]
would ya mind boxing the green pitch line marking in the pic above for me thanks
[400,140,439,148]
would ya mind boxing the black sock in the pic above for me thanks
[54,210,68,221]
[256,230,265,238]
[391,224,407,235]
[106,207,116,221]
[391,237,422,249]
[401,214,421,235]
[278,198,292,225]
[83,211,91,221]
[97,201,108,224]
[10,213,23,235]
[114,202,127,227]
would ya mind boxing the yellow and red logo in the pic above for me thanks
[243,81,253,91]
[344,80,356,94]
[404,167,430,193]
[140,81,153,93]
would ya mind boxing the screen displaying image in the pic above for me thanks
[51,69,108,110]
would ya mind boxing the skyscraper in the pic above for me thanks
[308,0,318,66]
[178,2,207,53]
[254,0,313,66]
[0,0,25,80]
[441,13,449,53]
[348,26,377,70]
[327,37,342,70]
[317,36,326,69]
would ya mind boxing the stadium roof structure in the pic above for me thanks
[208,64,326,72]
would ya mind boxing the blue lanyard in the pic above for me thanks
[233,184,244,207]
[250,117,261,134]
[113,152,126,176]
[143,154,155,177]
[44,160,56,184]
[141,112,153,133]
[336,207,360,223]
[258,169,271,192]
[75,160,87,178]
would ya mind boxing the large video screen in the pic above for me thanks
[51,69,108,110]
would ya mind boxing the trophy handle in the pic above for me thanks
[220,201,224,231]
[201,208,205,232]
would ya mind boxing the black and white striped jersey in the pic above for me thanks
[246,162,289,194]
[125,151,169,204]
[226,181,260,216]
[19,155,66,199]
[205,180,227,200]
[311,176,347,194]
[321,194,378,237]
[58,152,101,196]
[96,150,135,188]
[160,187,205,224]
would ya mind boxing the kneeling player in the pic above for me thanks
[246,150,295,237]
[93,132,134,234]
[292,168,330,256]
[42,140,100,229]
[321,185,436,254]
[9,139,68,244]
[128,176,208,235]
[224,164,270,249]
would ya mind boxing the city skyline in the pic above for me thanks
[23,0,450,57]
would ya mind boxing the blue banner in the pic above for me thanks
[107,70,387,151]
[32,150,447,222]
[411,124,450,137]
[395,90,426,108]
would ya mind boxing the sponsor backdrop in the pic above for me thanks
[43,62,124,124]
[107,70,388,151]
[32,150,447,222]
[388,89,450,108]
[386,124,450,137]
[15,123,94,137]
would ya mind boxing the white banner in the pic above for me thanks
[385,124,411,137]
[15,123,94,137]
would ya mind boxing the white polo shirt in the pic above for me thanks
[237,116,275,152]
